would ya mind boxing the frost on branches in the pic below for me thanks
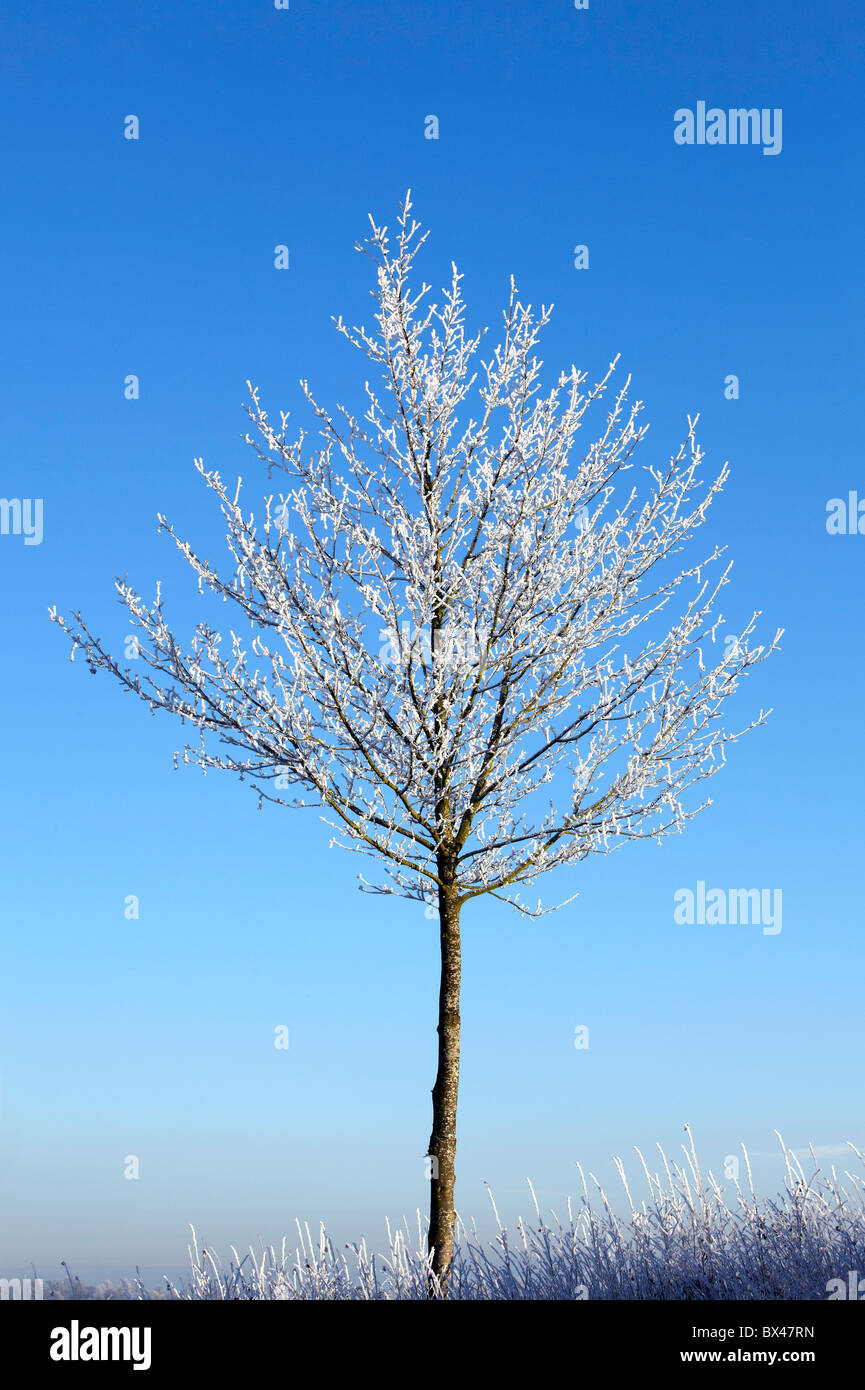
[49,195,781,920]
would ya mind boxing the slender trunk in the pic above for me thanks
[427,875,461,1298]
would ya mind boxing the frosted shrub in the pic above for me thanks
[45,1131,865,1301]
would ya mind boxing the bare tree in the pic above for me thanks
[50,194,780,1297]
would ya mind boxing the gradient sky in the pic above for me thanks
[1,0,863,1282]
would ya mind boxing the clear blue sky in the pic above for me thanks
[1,0,863,1281]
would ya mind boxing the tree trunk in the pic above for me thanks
[427,877,461,1298]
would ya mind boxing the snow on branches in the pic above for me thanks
[49,194,781,917]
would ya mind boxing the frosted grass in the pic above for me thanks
[47,1130,865,1301]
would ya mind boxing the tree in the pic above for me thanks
[49,194,781,1297]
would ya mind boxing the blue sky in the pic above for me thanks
[1,0,863,1280]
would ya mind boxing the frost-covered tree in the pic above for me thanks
[50,195,780,1296]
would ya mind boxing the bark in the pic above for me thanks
[427,873,461,1298]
